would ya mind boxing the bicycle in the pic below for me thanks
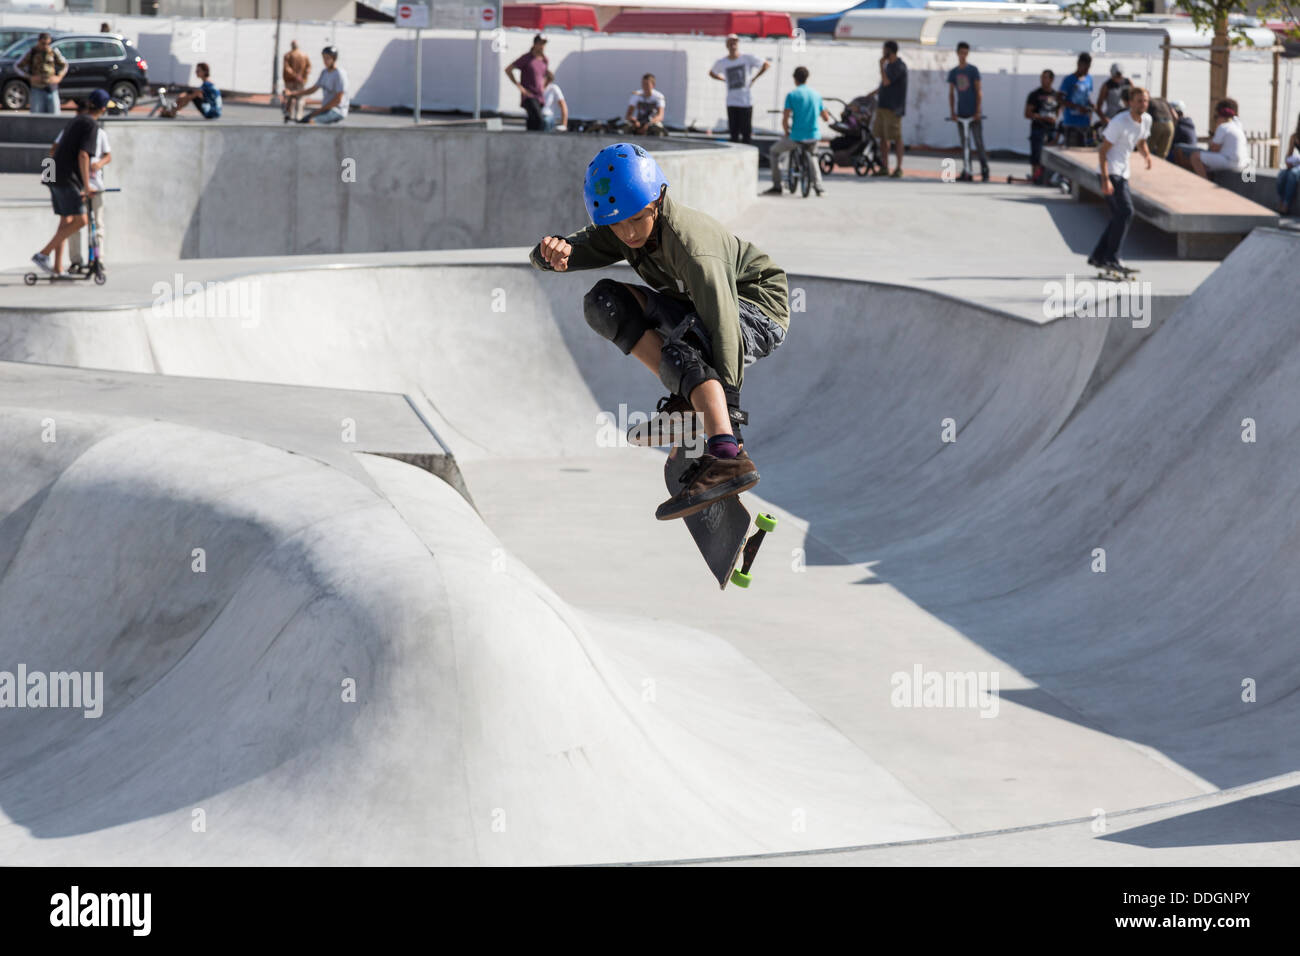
[784,139,817,197]
[148,86,179,118]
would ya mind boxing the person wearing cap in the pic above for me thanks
[15,32,68,114]
[709,34,770,144]
[165,62,223,119]
[1176,99,1248,178]
[285,47,347,124]
[32,90,110,277]
[1097,63,1131,120]
[50,91,112,270]
[506,34,550,132]
[528,143,790,519]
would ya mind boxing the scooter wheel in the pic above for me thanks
[93,272,107,285]
[24,273,37,285]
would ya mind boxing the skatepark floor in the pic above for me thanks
[0,146,1296,866]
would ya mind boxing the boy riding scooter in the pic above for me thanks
[530,143,790,520]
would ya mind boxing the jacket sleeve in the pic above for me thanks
[682,253,745,389]
[528,223,625,272]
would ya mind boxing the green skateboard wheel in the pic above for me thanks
[730,569,752,588]
[755,513,777,533]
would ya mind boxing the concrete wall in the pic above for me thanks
[1,9,1292,152]
[80,122,756,261]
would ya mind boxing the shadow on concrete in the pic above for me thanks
[1099,785,1300,848]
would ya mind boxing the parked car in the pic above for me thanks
[0,27,48,57]
[0,32,148,111]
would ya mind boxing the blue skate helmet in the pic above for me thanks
[583,143,669,226]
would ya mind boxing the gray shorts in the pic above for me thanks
[640,286,785,368]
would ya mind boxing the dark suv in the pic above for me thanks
[0,28,48,56]
[0,32,148,111]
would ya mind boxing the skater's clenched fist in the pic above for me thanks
[539,236,572,272]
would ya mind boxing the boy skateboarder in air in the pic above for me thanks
[530,143,790,521]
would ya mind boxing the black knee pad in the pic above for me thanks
[583,279,655,355]
[659,338,720,405]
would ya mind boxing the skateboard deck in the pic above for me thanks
[664,446,775,590]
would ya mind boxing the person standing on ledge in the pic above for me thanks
[506,33,549,132]
[709,34,770,145]
[1089,86,1151,275]
[282,41,311,124]
[870,40,908,177]
[528,144,790,520]
[947,41,988,182]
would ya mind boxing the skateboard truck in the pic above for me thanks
[730,513,778,588]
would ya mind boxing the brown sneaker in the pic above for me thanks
[655,452,759,520]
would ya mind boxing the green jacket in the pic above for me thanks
[529,193,789,387]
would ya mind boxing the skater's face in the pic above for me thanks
[1128,89,1149,116]
[1040,71,1053,89]
[611,202,657,248]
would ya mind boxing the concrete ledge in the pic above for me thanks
[77,122,757,263]
[1043,146,1279,258]
[1211,167,1289,214]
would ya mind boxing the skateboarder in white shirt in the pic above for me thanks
[1088,86,1152,275]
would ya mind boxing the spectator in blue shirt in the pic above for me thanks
[167,62,222,119]
[1059,52,1095,147]
[764,66,833,197]
[947,41,988,181]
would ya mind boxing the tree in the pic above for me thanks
[1064,0,1298,128]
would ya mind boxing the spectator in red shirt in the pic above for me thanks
[505,34,549,132]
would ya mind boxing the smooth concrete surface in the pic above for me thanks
[9,124,756,264]
[0,228,1297,864]
[1,154,1218,324]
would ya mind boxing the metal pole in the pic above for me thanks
[415,27,422,124]
[271,0,282,106]
[1160,40,1169,100]
[1271,46,1280,167]
[474,28,482,120]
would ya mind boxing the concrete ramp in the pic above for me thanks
[0,410,951,864]
[0,227,1297,863]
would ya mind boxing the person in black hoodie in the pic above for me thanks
[31,89,108,277]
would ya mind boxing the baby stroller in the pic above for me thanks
[819,94,883,177]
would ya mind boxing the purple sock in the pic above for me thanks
[707,434,740,459]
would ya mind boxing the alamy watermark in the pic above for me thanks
[0,665,103,718]
[1043,273,1151,328]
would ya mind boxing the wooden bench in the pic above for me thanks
[1043,146,1279,259]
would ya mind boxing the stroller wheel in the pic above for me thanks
[854,158,871,177]
[819,153,834,175]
